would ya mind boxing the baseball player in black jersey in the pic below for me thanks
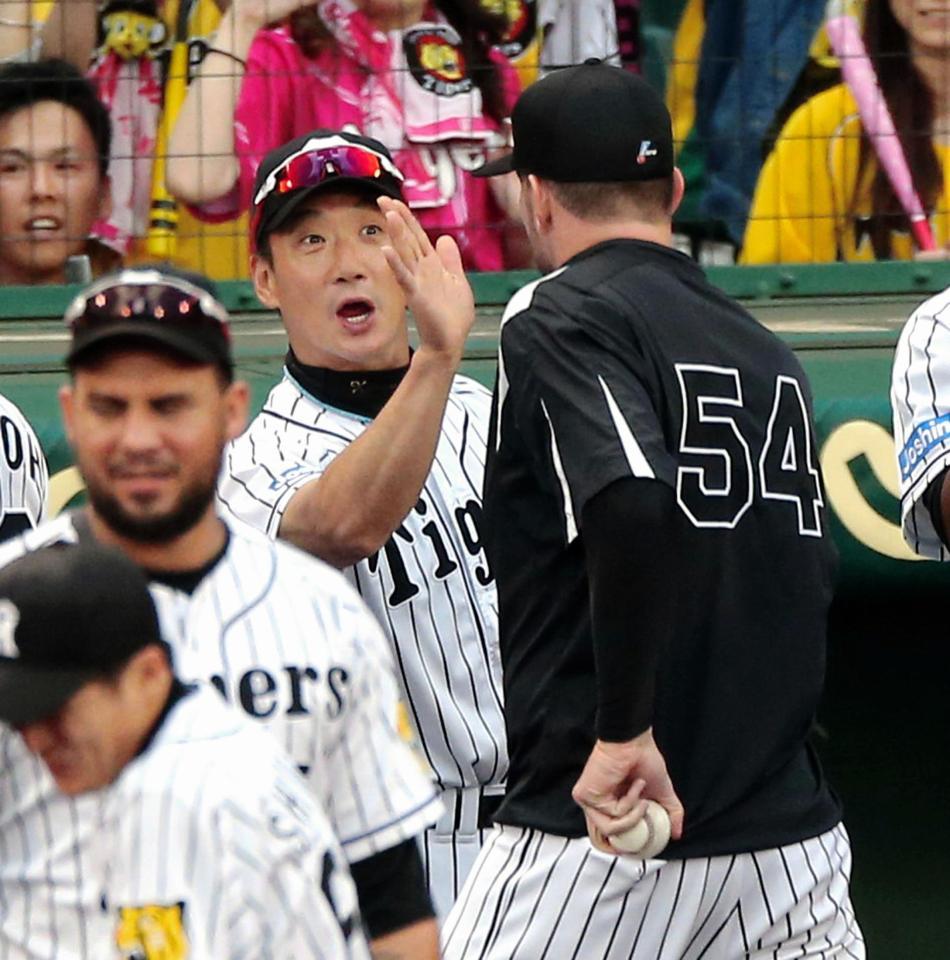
[443,61,865,958]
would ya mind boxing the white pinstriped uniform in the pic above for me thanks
[99,685,371,959]
[891,286,950,558]
[218,371,507,920]
[0,394,47,543]
[0,513,441,959]
[443,824,863,960]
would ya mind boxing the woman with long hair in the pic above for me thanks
[742,0,950,263]
[167,0,522,271]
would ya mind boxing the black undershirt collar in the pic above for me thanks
[144,528,231,596]
[285,348,410,419]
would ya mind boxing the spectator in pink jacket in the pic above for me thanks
[168,0,524,271]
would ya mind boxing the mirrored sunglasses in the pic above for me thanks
[64,272,231,340]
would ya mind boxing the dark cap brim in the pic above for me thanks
[471,153,516,178]
[0,663,99,728]
[66,322,229,369]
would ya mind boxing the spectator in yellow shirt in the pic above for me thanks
[742,0,950,264]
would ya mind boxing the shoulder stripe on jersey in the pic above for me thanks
[598,376,656,480]
[496,267,567,451]
[540,399,578,543]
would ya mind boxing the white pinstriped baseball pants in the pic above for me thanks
[442,822,865,959]
[421,785,506,923]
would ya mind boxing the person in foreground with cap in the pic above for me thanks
[0,540,372,959]
[218,129,507,921]
[0,265,444,959]
[441,60,865,957]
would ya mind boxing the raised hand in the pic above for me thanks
[378,196,475,367]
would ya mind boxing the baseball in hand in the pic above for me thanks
[608,800,671,858]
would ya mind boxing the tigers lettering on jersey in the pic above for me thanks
[219,373,507,796]
[218,370,506,917]
[0,393,48,543]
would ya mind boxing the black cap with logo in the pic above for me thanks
[0,542,163,728]
[474,59,674,183]
[64,266,234,379]
[251,129,406,250]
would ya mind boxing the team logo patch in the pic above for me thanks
[492,0,537,59]
[0,598,19,658]
[116,903,188,959]
[404,25,473,97]
[637,140,658,165]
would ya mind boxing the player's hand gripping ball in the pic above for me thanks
[609,800,671,858]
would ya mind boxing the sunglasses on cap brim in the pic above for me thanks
[63,271,232,340]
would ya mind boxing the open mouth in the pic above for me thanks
[24,216,64,235]
[337,298,375,326]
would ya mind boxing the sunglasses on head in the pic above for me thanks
[253,142,404,209]
[64,271,231,340]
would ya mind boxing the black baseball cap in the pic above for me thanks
[0,542,163,728]
[474,59,673,183]
[251,129,405,250]
[64,266,233,378]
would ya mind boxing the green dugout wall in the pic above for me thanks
[1,261,948,956]
[1,260,947,593]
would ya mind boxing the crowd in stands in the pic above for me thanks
[0,0,947,285]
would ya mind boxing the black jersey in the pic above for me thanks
[485,239,842,858]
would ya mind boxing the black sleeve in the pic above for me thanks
[923,467,950,548]
[349,839,434,939]
[582,476,680,742]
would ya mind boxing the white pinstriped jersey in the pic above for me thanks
[0,393,47,543]
[99,685,371,959]
[891,286,950,559]
[0,512,440,959]
[218,372,508,794]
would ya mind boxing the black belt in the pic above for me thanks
[478,792,504,830]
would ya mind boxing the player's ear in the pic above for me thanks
[222,379,250,441]
[58,384,76,447]
[250,252,279,309]
[529,176,553,231]
[669,167,685,217]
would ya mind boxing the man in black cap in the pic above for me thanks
[0,264,445,959]
[218,128,508,921]
[0,541,373,958]
[441,60,865,958]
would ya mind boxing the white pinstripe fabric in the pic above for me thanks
[0,514,440,958]
[443,823,864,960]
[219,372,507,916]
[891,287,950,559]
[101,686,372,959]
